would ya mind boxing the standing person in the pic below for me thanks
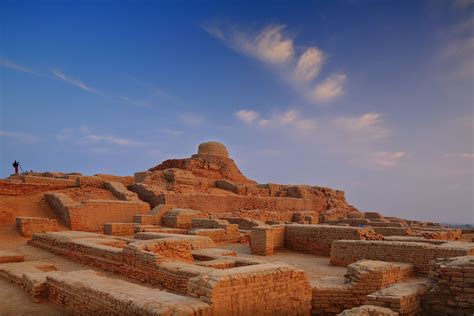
[12,160,19,174]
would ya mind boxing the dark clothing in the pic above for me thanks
[12,161,19,174]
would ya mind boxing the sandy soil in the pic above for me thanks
[221,243,347,280]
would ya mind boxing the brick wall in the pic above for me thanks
[422,256,474,315]
[330,240,474,274]
[311,260,413,314]
[188,262,312,315]
[45,193,150,231]
[161,208,207,229]
[103,223,136,236]
[46,270,211,315]
[16,216,58,237]
[250,225,285,256]
[285,224,382,256]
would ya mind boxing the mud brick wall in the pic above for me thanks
[75,176,105,187]
[161,208,207,229]
[46,270,211,316]
[285,225,381,256]
[190,227,240,243]
[135,232,215,250]
[45,193,78,225]
[423,256,474,315]
[16,217,58,237]
[160,192,325,216]
[250,225,285,256]
[330,240,474,274]
[133,214,156,225]
[338,305,398,316]
[365,279,432,316]
[312,260,414,315]
[19,175,77,187]
[0,261,57,302]
[123,238,194,263]
[373,227,412,236]
[67,200,149,231]
[191,218,229,229]
[188,262,312,315]
[221,217,266,230]
[104,181,138,201]
[0,251,24,263]
[103,223,136,236]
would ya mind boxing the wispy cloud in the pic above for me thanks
[51,69,101,95]
[0,57,39,75]
[0,130,39,143]
[56,126,144,147]
[234,108,403,168]
[119,96,152,108]
[179,113,205,126]
[371,151,407,167]
[442,153,474,159]
[309,73,347,103]
[235,108,316,132]
[203,23,346,104]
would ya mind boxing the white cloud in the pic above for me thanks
[333,112,389,141]
[442,153,474,159]
[0,57,38,75]
[120,96,152,108]
[371,151,406,167]
[51,69,101,94]
[234,108,316,132]
[231,25,294,65]
[203,23,346,105]
[179,113,205,126]
[309,73,347,102]
[56,127,144,147]
[235,109,260,124]
[294,48,325,82]
[0,130,39,143]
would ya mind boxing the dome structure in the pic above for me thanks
[197,141,229,158]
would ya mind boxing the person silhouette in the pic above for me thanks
[12,160,19,174]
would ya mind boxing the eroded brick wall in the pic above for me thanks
[250,225,285,256]
[285,225,381,256]
[188,263,312,315]
[16,217,58,237]
[330,240,474,274]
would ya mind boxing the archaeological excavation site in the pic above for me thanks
[0,141,473,316]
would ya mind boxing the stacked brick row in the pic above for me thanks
[45,270,211,315]
[311,260,413,314]
[285,225,382,256]
[103,222,136,236]
[16,217,58,237]
[29,232,213,294]
[0,250,24,263]
[330,240,474,274]
[161,208,207,229]
[250,225,285,256]
[103,181,138,201]
[423,256,474,315]
[187,262,312,315]
[365,278,432,316]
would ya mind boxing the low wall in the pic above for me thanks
[16,217,58,237]
[221,217,265,230]
[45,193,150,231]
[365,278,432,316]
[188,262,312,315]
[104,181,138,201]
[46,270,210,315]
[373,227,412,236]
[0,251,24,263]
[330,240,474,274]
[311,260,413,314]
[422,256,474,315]
[103,223,136,236]
[285,225,382,256]
[159,192,325,216]
[161,208,207,229]
[250,225,285,256]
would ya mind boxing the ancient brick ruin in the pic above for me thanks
[0,141,472,315]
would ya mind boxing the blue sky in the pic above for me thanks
[1,0,472,223]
